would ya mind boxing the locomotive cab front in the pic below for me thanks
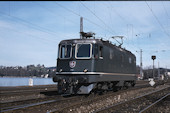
[56,40,99,73]
[53,39,102,94]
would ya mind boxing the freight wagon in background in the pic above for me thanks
[53,31,137,95]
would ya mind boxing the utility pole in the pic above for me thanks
[153,60,154,78]
[80,17,83,39]
[158,62,160,78]
[136,49,143,79]
[140,49,143,79]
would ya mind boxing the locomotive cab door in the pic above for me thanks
[94,44,104,72]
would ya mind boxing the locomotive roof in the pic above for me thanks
[59,38,102,44]
[59,38,135,56]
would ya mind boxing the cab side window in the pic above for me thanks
[93,44,99,59]
[99,46,103,59]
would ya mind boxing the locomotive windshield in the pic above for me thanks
[59,45,72,59]
[76,44,91,59]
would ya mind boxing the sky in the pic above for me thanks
[0,1,170,68]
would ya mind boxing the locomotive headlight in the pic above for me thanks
[84,69,88,73]
[76,80,79,84]
[59,69,62,72]
[63,79,66,83]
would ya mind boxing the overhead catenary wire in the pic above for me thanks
[102,3,147,67]
[0,8,76,41]
[36,2,91,36]
[36,2,78,26]
[106,2,128,24]
[1,2,117,43]
[145,1,170,38]
[55,2,117,36]
[1,2,169,68]
[79,2,131,47]
[54,2,106,32]
[106,2,170,53]
[0,11,59,38]
[161,1,170,19]
[55,1,147,52]
[161,1,170,29]
[104,2,141,50]
[0,9,64,43]
[0,2,78,40]
[0,26,59,44]
[107,2,170,57]
[1,1,169,52]
[80,1,117,34]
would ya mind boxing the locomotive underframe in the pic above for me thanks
[53,72,136,94]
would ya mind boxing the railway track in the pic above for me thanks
[49,84,169,113]
[0,81,168,113]
[139,93,170,113]
[0,95,82,113]
[0,82,149,113]
[95,86,170,113]
[0,81,149,103]
[1,93,60,108]
[0,85,57,96]
[0,88,58,103]
[1,99,57,112]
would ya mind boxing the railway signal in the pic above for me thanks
[151,55,156,79]
[151,55,156,60]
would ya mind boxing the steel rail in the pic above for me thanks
[93,86,170,113]
[0,83,148,112]
[0,87,57,94]
[1,82,168,113]
[48,84,168,113]
[1,84,148,113]
[1,100,57,112]
[139,93,170,113]
[1,96,79,113]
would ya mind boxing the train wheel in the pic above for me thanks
[112,86,120,92]
[131,81,135,87]
[123,82,129,89]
